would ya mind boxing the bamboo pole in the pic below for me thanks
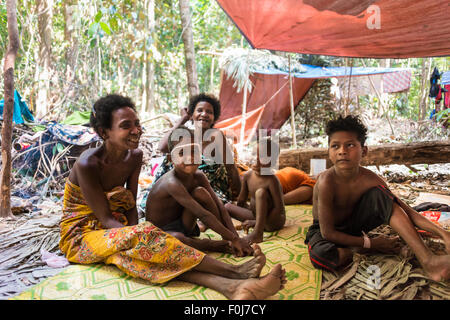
[240,81,248,146]
[288,56,297,148]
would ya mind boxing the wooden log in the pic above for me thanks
[279,141,450,173]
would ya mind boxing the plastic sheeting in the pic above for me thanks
[216,0,450,58]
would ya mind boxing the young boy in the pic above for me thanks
[306,115,450,281]
[225,136,286,244]
[145,127,253,257]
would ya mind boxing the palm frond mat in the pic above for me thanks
[11,205,321,300]
[320,225,450,300]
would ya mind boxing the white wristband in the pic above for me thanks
[362,232,371,249]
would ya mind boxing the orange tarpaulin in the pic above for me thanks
[215,104,266,145]
[218,72,315,131]
[216,0,450,58]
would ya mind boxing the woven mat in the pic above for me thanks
[11,205,321,300]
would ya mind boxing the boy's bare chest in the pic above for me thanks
[332,180,371,216]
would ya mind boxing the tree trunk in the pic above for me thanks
[1,0,20,218]
[278,141,450,174]
[35,0,53,119]
[142,0,156,115]
[178,0,199,100]
[63,0,78,102]
[419,58,432,120]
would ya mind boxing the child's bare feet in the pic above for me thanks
[234,244,266,278]
[231,264,287,300]
[237,220,256,234]
[197,220,208,233]
[244,232,264,244]
[422,254,450,282]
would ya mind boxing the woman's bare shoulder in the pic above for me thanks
[76,147,102,169]
[129,148,143,161]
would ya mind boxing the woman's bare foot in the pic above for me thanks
[234,244,266,278]
[231,264,287,300]
[422,254,450,282]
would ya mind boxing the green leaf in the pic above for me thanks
[94,11,103,23]
[88,22,99,38]
[100,22,111,35]
[90,38,97,48]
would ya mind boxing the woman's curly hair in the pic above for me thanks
[90,94,136,136]
[187,93,221,122]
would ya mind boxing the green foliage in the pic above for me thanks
[0,2,7,59]
[3,0,449,127]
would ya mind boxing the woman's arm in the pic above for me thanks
[77,159,125,229]
[157,108,191,153]
[216,130,241,196]
[125,149,143,226]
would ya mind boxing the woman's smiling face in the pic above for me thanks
[192,101,215,129]
[104,106,142,150]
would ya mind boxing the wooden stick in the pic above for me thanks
[288,55,297,149]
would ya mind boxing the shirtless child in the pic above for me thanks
[306,115,450,281]
[145,127,253,257]
[225,137,286,244]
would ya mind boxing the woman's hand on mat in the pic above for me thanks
[371,235,403,254]
[230,237,254,257]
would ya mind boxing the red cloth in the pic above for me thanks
[216,0,450,58]
[219,72,315,131]
[445,85,450,109]
[215,104,266,145]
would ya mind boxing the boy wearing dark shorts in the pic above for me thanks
[306,115,450,281]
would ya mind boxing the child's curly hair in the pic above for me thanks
[325,115,368,147]
[187,93,221,122]
[167,125,194,152]
[90,94,136,137]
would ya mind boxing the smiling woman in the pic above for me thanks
[149,93,241,204]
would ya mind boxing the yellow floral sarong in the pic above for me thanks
[59,180,205,284]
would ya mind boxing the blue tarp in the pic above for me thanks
[253,64,411,79]
[0,90,35,124]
